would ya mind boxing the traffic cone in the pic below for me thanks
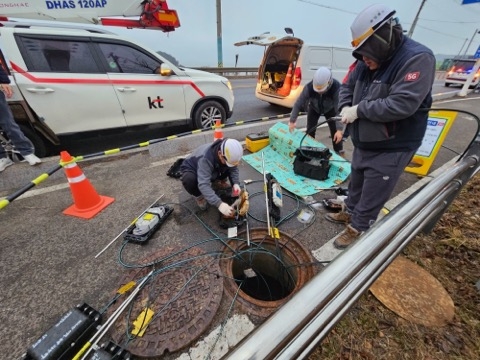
[277,63,293,97]
[61,151,115,219]
[213,120,224,141]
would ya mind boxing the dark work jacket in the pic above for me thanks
[339,36,436,151]
[291,78,340,127]
[180,139,239,207]
[0,64,10,84]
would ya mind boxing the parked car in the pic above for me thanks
[234,31,354,108]
[444,58,480,88]
[0,21,234,157]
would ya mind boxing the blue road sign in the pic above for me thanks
[462,0,480,4]
[475,45,480,59]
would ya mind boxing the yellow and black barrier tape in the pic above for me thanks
[1,112,299,210]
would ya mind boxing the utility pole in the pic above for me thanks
[407,0,427,38]
[216,0,223,68]
[463,28,480,58]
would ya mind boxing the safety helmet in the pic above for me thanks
[221,138,243,167]
[312,67,332,93]
[350,4,396,50]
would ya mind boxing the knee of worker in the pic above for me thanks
[181,171,200,196]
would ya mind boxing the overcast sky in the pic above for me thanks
[108,0,480,67]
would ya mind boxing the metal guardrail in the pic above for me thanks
[192,67,258,78]
[222,108,480,359]
[193,67,447,80]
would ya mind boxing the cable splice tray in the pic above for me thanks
[124,204,173,244]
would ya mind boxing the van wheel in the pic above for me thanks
[19,126,48,158]
[193,100,226,129]
[444,83,450,87]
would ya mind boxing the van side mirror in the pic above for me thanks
[284,27,294,36]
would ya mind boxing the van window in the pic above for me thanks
[15,36,101,73]
[308,48,332,67]
[97,42,163,74]
[332,48,354,69]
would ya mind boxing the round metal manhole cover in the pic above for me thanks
[107,246,223,358]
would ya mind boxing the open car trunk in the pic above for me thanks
[235,33,303,98]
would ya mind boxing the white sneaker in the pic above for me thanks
[0,157,14,172]
[23,153,42,165]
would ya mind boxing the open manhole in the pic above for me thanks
[219,227,317,318]
[107,246,223,359]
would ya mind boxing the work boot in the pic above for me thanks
[0,157,14,172]
[333,224,362,249]
[325,210,351,224]
[212,179,231,190]
[195,195,208,211]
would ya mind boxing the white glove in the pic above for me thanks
[218,202,234,217]
[340,105,358,124]
[232,184,241,197]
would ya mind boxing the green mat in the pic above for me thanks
[242,122,351,197]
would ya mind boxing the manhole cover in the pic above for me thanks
[370,255,455,327]
[108,246,223,358]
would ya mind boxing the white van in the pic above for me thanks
[235,32,354,108]
[0,22,234,157]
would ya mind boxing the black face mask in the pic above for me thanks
[353,22,404,64]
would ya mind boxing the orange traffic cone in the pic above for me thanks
[61,151,115,219]
[213,120,224,141]
[277,63,293,97]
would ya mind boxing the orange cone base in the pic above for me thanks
[63,195,115,219]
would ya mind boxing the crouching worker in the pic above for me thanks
[180,138,243,216]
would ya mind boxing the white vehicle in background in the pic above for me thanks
[444,58,480,88]
[235,30,354,109]
[0,1,235,157]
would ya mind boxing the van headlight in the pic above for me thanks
[222,80,233,91]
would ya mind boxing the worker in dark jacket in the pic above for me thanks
[180,138,243,215]
[325,4,436,249]
[0,63,41,172]
[289,67,344,155]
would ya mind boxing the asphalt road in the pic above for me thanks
[53,77,453,156]
[0,91,479,360]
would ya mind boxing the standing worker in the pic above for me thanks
[0,64,41,172]
[289,67,345,156]
[180,138,243,216]
[325,3,436,249]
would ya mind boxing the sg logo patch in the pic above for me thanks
[405,72,420,81]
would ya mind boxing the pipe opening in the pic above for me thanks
[232,247,297,301]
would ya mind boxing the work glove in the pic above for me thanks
[231,190,250,217]
[232,184,241,197]
[288,121,296,133]
[340,105,358,124]
[218,202,234,217]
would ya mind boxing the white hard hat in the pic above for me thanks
[350,4,396,50]
[313,67,332,93]
[221,138,243,167]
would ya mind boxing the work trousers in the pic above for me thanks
[181,171,229,197]
[0,92,34,158]
[306,107,343,153]
[345,147,416,231]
